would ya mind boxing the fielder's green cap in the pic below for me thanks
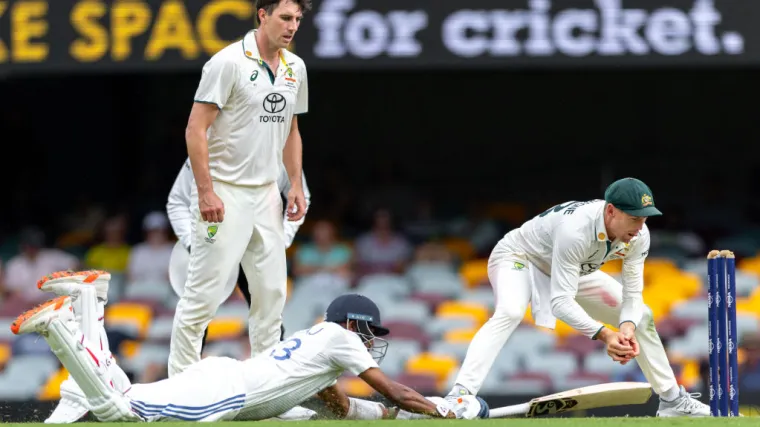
[604,178,662,217]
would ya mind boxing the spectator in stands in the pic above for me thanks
[2,227,78,303]
[293,220,352,281]
[127,211,173,284]
[403,199,445,244]
[354,209,412,277]
[413,240,454,264]
[84,214,131,274]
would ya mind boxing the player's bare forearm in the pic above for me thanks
[283,117,303,189]
[359,369,451,418]
[185,102,218,193]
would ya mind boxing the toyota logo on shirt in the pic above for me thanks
[263,93,286,113]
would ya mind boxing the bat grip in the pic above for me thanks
[489,402,531,418]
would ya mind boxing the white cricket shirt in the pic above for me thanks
[193,30,308,186]
[166,158,311,249]
[496,200,650,338]
[238,322,378,420]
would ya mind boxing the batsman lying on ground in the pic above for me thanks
[445,177,710,417]
[12,273,489,422]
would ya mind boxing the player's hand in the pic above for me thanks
[199,190,225,223]
[286,186,307,222]
[599,328,635,364]
[619,322,640,355]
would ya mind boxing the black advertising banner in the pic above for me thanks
[1,0,759,75]
[301,0,760,69]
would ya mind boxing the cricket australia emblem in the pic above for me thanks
[205,225,218,244]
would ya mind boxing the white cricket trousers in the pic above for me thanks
[168,180,287,377]
[453,248,678,396]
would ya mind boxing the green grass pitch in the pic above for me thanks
[2,419,760,427]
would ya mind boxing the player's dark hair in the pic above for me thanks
[255,0,313,25]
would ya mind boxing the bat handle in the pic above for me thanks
[489,402,532,418]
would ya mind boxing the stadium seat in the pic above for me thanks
[0,318,14,341]
[442,327,478,344]
[0,341,10,367]
[382,340,422,378]
[38,367,68,400]
[382,301,431,323]
[105,302,153,338]
[557,334,604,359]
[424,317,475,340]
[206,317,246,342]
[502,372,552,395]
[583,350,639,376]
[414,275,465,299]
[204,340,246,359]
[395,373,439,394]
[383,321,430,349]
[338,376,374,397]
[405,353,458,388]
[121,343,170,373]
[670,297,708,321]
[216,302,250,319]
[145,315,175,342]
[554,372,611,391]
[738,255,760,276]
[429,340,470,361]
[356,274,412,298]
[460,259,489,288]
[435,301,490,326]
[123,280,173,303]
[442,237,476,262]
[459,287,495,311]
[405,262,459,285]
[0,354,60,399]
[523,352,578,383]
[408,292,449,311]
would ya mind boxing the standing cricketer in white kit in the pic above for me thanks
[171,0,311,376]
[166,156,311,349]
[446,178,710,417]
[13,273,489,422]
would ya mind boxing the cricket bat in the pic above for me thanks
[488,382,653,418]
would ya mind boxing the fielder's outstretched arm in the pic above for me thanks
[359,368,454,418]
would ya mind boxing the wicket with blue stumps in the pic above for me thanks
[707,249,739,417]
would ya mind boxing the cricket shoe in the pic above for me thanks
[38,270,110,302]
[11,296,74,336]
[272,406,318,421]
[656,386,710,417]
[45,379,89,424]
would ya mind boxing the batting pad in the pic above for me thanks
[75,287,100,345]
[45,318,115,400]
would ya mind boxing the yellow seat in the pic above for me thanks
[460,259,489,289]
[119,340,141,359]
[38,367,69,400]
[601,259,622,274]
[436,301,490,326]
[738,255,760,276]
[405,353,458,388]
[206,317,246,342]
[443,238,476,262]
[339,376,374,397]
[443,327,478,344]
[679,359,700,389]
[0,343,10,367]
[105,303,153,338]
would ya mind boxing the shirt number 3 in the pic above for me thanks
[270,338,302,360]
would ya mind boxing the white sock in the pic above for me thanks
[660,385,680,402]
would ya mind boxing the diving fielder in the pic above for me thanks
[166,157,311,316]
[446,178,710,417]
[17,273,488,422]
[171,0,311,376]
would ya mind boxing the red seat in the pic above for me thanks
[383,321,430,349]
[394,373,438,394]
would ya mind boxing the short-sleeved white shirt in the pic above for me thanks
[193,30,309,187]
[238,322,378,420]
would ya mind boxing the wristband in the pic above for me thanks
[591,326,605,340]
